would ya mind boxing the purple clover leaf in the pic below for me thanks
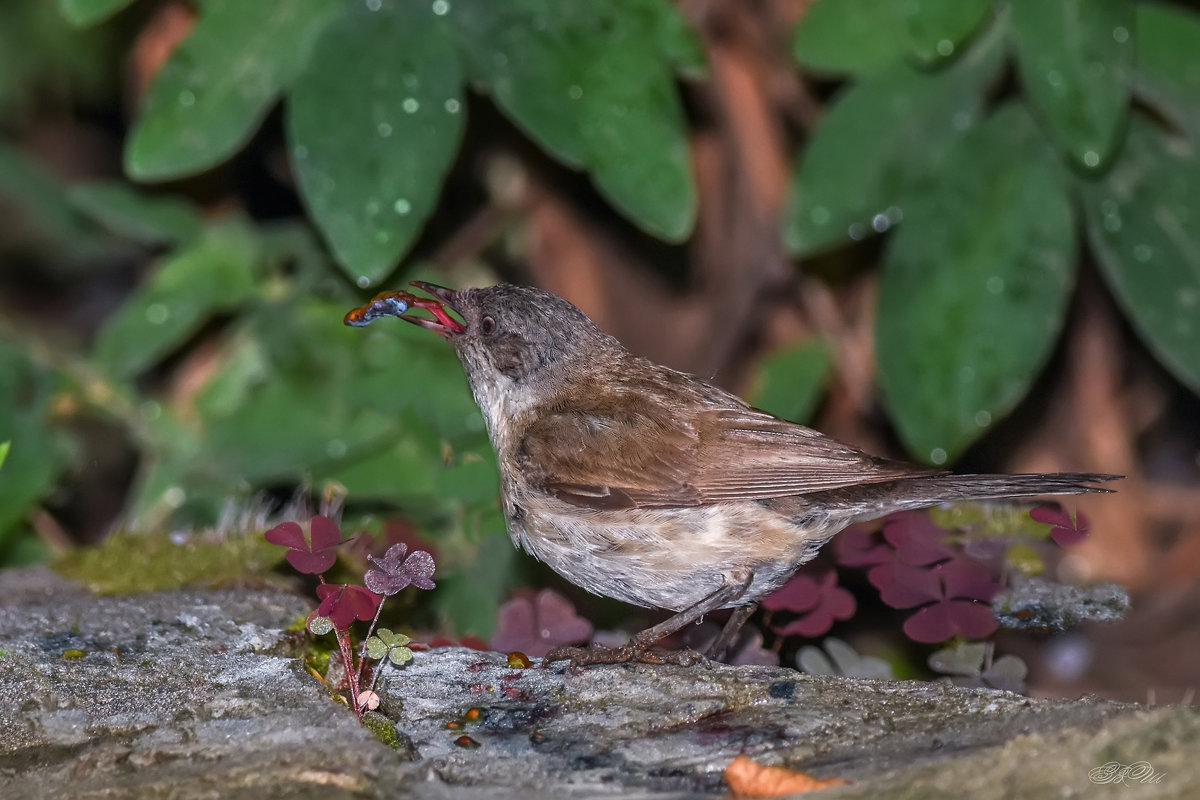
[490,589,593,657]
[882,511,957,565]
[264,515,343,574]
[834,525,893,567]
[897,558,1002,643]
[315,583,383,630]
[763,570,855,638]
[1030,505,1090,547]
[364,543,436,596]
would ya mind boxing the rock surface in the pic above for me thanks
[0,567,1193,799]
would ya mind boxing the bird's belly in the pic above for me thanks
[505,500,835,612]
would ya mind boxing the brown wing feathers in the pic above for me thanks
[517,388,938,510]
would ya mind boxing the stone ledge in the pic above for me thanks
[0,567,1193,799]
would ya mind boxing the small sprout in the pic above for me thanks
[356,690,381,711]
[506,651,532,668]
[265,516,344,574]
[364,543,436,595]
[454,735,481,750]
[365,628,413,666]
[316,583,383,630]
[61,648,86,660]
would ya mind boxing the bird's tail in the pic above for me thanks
[803,472,1121,524]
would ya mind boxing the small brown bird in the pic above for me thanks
[346,282,1119,667]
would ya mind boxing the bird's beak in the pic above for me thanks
[342,282,466,339]
[405,281,466,339]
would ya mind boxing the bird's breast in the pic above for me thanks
[500,492,840,612]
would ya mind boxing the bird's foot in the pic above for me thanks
[542,642,704,669]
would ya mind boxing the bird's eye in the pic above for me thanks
[479,315,496,336]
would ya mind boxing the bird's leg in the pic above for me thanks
[706,603,758,662]
[543,568,753,668]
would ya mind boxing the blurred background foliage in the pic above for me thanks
[1,0,1199,689]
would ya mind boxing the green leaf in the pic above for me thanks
[388,646,413,666]
[747,340,831,424]
[125,0,339,181]
[69,182,204,245]
[784,29,1006,256]
[451,0,696,241]
[0,141,101,254]
[0,441,9,471]
[1132,2,1200,140]
[287,0,465,286]
[365,635,388,660]
[58,0,136,27]
[94,220,260,376]
[627,0,706,78]
[1,0,117,117]
[432,525,519,639]
[376,629,411,647]
[876,103,1076,464]
[899,0,993,64]
[0,341,72,547]
[1008,0,1133,170]
[1079,116,1200,393]
[792,0,906,77]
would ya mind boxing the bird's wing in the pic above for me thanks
[518,398,939,510]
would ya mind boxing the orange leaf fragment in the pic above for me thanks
[725,755,849,797]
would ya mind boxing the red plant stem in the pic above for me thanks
[355,598,387,689]
[335,627,363,718]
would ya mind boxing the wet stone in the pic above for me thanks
[0,566,1195,799]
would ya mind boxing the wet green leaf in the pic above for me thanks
[628,0,706,78]
[69,182,204,245]
[792,0,905,77]
[899,0,993,64]
[0,141,101,254]
[0,341,72,550]
[748,340,831,424]
[1079,116,1200,393]
[1009,0,1133,170]
[1132,2,1200,140]
[432,520,519,639]
[452,0,696,241]
[288,0,465,286]
[58,0,136,27]
[785,29,1006,256]
[877,104,1076,464]
[93,220,261,376]
[125,0,338,180]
